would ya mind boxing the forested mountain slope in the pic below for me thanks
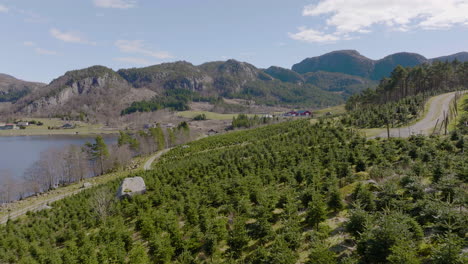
[292,50,468,80]
[0,119,466,263]
[0,73,45,103]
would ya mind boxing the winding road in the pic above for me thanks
[143,148,171,170]
[375,91,464,138]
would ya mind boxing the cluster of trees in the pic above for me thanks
[0,89,30,103]
[345,60,468,128]
[342,94,425,128]
[6,137,132,201]
[0,119,466,263]
[121,122,191,156]
[192,113,207,121]
[231,114,275,129]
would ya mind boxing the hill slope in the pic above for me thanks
[0,119,465,263]
[11,66,155,120]
[292,50,374,78]
[0,74,45,102]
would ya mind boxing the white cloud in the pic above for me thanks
[93,0,136,9]
[50,28,96,45]
[114,57,152,65]
[23,41,58,55]
[23,41,36,47]
[293,0,468,43]
[289,27,339,43]
[35,48,58,55]
[0,5,8,13]
[115,40,172,59]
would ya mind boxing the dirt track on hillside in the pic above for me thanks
[376,91,464,138]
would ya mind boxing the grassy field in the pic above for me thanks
[313,104,346,117]
[176,111,256,120]
[0,118,119,136]
[178,105,347,121]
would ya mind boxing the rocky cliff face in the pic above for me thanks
[118,61,213,92]
[14,66,149,118]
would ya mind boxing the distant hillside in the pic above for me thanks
[371,52,427,80]
[292,50,374,78]
[11,66,155,120]
[263,66,304,84]
[8,61,349,119]
[303,71,377,97]
[5,50,466,119]
[430,52,468,63]
[0,74,45,102]
[292,50,468,80]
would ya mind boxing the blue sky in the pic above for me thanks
[1,0,467,83]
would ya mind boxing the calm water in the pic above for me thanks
[0,135,116,181]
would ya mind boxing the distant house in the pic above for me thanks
[17,121,29,126]
[284,110,312,117]
[284,111,298,117]
[296,110,312,116]
[262,114,273,118]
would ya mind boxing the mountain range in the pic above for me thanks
[1,50,466,119]
[292,50,468,80]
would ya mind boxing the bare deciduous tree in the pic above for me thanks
[90,188,114,222]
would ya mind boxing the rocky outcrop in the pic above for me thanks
[117,177,146,199]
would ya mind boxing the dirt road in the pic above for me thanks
[376,91,464,138]
[143,148,172,170]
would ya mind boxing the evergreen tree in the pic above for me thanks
[85,136,109,175]
[306,191,327,229]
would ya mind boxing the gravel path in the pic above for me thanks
[376,91,464,138]
[143,148,171,170]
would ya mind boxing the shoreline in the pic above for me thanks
[0,129,121,137]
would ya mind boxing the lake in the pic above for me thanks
[0,135,117,181]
